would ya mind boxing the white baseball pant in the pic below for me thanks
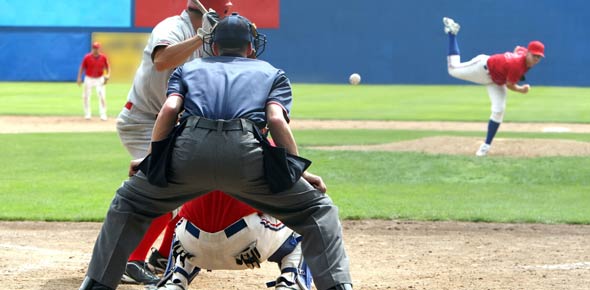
[448,54,507,122]
[116,105,156,159]
[82,76,107,120]
[175,213,296,270]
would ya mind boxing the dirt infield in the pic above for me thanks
[311,136,590,157]
[2,116,590,289]
[3,116,590,157]
[4,116,590,134]
[2,220,590,290]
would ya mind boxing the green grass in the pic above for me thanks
[1,82,590,122]
[1,82,589,224]
[301,149,590,224]
[0,82,130,117]
[1,132,589,224]
[0,133,128,221]
[291,84,590,122]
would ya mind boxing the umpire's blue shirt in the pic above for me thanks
[167,56,292,125]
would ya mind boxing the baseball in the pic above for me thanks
[349,73,361,85]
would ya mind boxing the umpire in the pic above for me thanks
[79,13,352,290]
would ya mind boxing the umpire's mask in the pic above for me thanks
[206,12,266,57]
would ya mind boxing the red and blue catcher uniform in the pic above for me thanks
[168,189,311,290]
[179,190,260,232]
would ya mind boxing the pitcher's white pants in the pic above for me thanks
[447,54,507,122]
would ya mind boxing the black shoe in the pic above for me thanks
[121,260,160,285]
[148,247,169,274]
[79,276,114,290]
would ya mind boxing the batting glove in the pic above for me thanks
[197,27,207,40]
[202,9,220,34]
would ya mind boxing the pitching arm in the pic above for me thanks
[506,82,530,94]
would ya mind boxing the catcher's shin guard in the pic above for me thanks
[156,238,201,290]
[266,234,312,290]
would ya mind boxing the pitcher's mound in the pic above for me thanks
[310,136,590,157]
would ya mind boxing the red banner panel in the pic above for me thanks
[221,0,279,28]
[135,0,279,29]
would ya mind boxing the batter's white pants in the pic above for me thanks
[448,54,507,121]
[82,76,107,120]
[116,105,156,159]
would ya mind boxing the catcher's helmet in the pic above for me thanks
[204,12,266,57]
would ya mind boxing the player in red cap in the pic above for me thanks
[442,17,544,156]
[77,41,110,120]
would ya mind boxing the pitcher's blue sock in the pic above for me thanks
[448,33,460,56]
[485,120,501,145]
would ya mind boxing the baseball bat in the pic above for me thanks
[224,1,233,16]
[190,0,208,14]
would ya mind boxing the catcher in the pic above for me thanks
[156,190,312,290]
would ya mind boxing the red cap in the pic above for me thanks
[527,40,544,57]
[92,42,101,49]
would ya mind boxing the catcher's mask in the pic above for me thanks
[203,12,266,57]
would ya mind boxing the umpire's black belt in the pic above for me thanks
[185,218,248,239]
[186,116,257,132]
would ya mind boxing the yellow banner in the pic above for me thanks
[92,32,150,82]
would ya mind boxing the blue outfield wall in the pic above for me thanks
[259,0,590,86]
[0,32,90,81]
[0,0,589,86]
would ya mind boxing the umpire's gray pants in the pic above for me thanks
[85,120,351,290]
